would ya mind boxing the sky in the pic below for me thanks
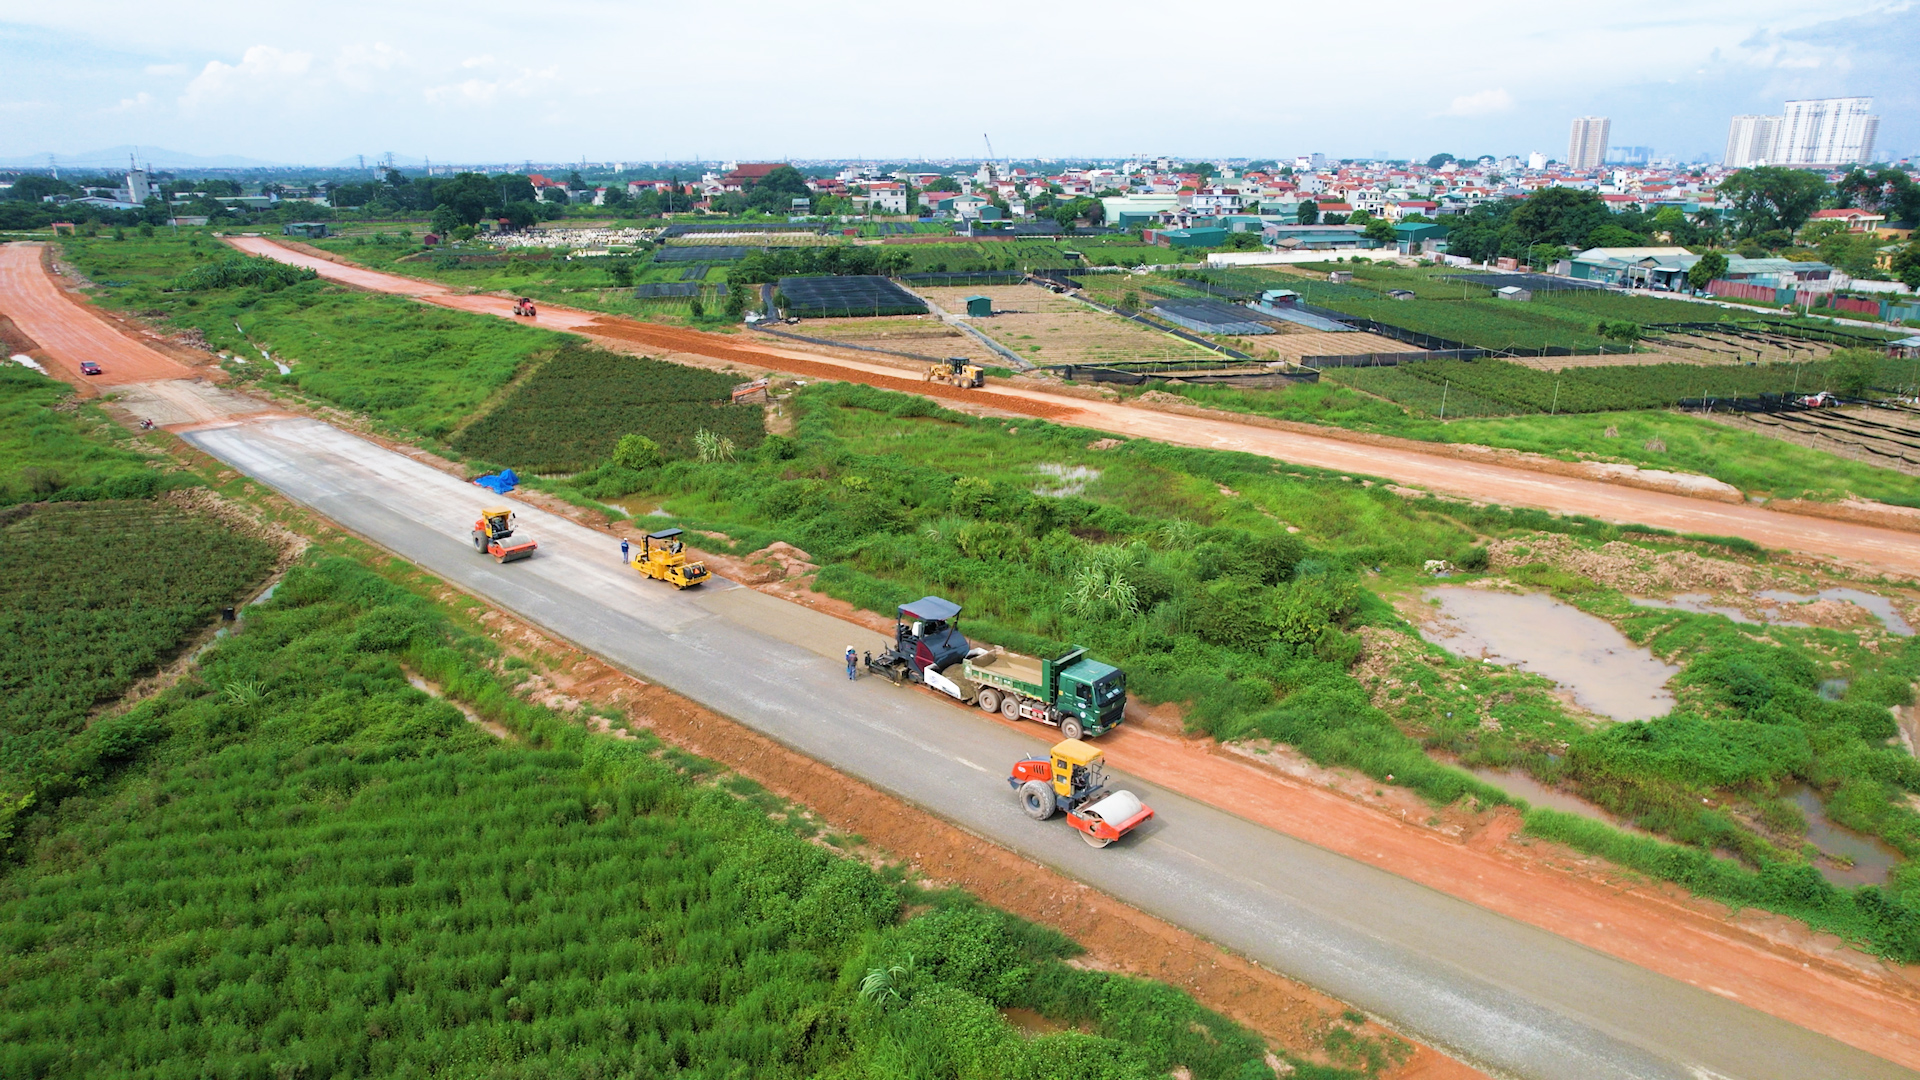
[0,0,1913,168]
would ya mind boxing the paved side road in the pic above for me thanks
[180,414,1914,1080]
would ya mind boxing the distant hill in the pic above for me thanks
[0,146,286,170]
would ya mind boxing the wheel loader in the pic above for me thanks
[1008,739,1154,848]
[631,528,710,589]
[472,506,537,563]
[924,357,984,388]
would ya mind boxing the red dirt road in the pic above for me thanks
[228,236,1920,575]
[0,243,199,386]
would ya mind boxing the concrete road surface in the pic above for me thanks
[182,415,1915,1080]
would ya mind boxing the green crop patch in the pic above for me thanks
[1394,356,1891,414]
[451,345,764,472]
[0,500,276,824]
[0,554,1324,1080]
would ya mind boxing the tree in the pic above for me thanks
[1361,218,1395,244]
[1827,348,1880,397]
[926,176,961,194]
[1584,223,1647,249]
[1836,167,1920,226]
[429,203,462,237]
[567,170,587,191]
[431,172,496,227]
[612,434,662,470]
[1426,153,1456,170]
[608,259,635,288]
[1510,187,1609,249]
[499,201,539,231]
[1718,167,1827,239]
[1296,199,1319,225]
[745,165,813,214]
[1888,242,1920,290]
[1221,231,1263,251]
[1686,251,1728,293]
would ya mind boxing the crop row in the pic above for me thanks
[451,346,764,472]
[0,501,277,744]
[1394,357,1881,413]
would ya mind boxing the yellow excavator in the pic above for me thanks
[925,356,984,388]
[631,528,710,589]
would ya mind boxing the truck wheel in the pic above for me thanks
[1000,695,1022,721]
[1059,717,1084,742]
[976,688,1000,714]
[1019,780,1056,821]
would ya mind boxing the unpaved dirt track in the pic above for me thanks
[0,243,199,385]
[176,413,1917,1080]
[226,237,1920,575]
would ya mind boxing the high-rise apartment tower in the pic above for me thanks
[1776,98,1877,166]
[1567,117,1610,170]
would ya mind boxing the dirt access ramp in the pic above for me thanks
[227,236,1920,574]
[0,242,201,387]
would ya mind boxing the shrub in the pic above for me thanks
[612,433,663,470]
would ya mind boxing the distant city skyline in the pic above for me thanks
[0,1,1912,165]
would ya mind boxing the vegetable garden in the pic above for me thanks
[1391,354,1896,414]
[450,345,764,472]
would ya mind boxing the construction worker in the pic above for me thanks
[621,537,630,565]
[845,646,858,680]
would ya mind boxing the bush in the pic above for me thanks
[170,255,317,292]
[612,433,663,470]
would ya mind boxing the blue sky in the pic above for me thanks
[0,0,1911,166]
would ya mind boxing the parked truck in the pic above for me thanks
[864,595,1126,741]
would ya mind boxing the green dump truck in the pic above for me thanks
[957,646,1126,741]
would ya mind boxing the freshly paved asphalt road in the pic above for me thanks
[183,415,1916,1080]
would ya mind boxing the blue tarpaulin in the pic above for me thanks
[473,469,519,494]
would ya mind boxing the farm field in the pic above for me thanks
[768,313,1004,366]
[915,283,1215,366]
[1390,353,1904,414]
[0,553,1310,1080]
[450,345,764,473]
[58,232,574,439]
[599,381,1920,955]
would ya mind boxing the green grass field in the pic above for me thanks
[0,366,171,506]
[60,233,577,439]
[596,382,1920,956]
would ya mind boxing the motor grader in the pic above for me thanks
[924,357,984,389]
[1008,738,1154,848]
[631,528,709,589]
[472,506,537,563]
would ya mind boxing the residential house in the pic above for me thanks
[1806,208,1887,234]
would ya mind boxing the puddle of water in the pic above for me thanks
[11,354,46,374]
[1755,589,1914,637]
[1629,593,1770,625]
[603,495,671,518]
[1031,463,1100,497]
[1467,767,1627,826]
[1817,678,1849,702]
[1000,1007,1070,1036]
[274,361,292,375]
[1782,783,1901,887]
[1421,588,1678,722]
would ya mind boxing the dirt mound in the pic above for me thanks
[1487,532,1771,594]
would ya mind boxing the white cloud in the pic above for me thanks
[1442,88,1514,117]
[334,42,407,91]
[181,45,313,107]
[108,91,153,112]
[423,66,554,107]
[460,54,495,69]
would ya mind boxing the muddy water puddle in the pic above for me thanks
[1465,767,1630,827]
[1630,588,1914,636]
[1783,783,1901,887]
[1420,588,1677,722]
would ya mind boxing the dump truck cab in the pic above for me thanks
[633,528,709,589]
[1049,650,1125,736]
[1007,739,1154,848]
[471,506,537,563]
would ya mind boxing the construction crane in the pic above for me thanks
[982,134,1000,184]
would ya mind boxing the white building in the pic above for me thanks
[1724,115,1782,167]
[1527,151,1547,171]
[1567,117,1610,170]
[1776,98,1878,167]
